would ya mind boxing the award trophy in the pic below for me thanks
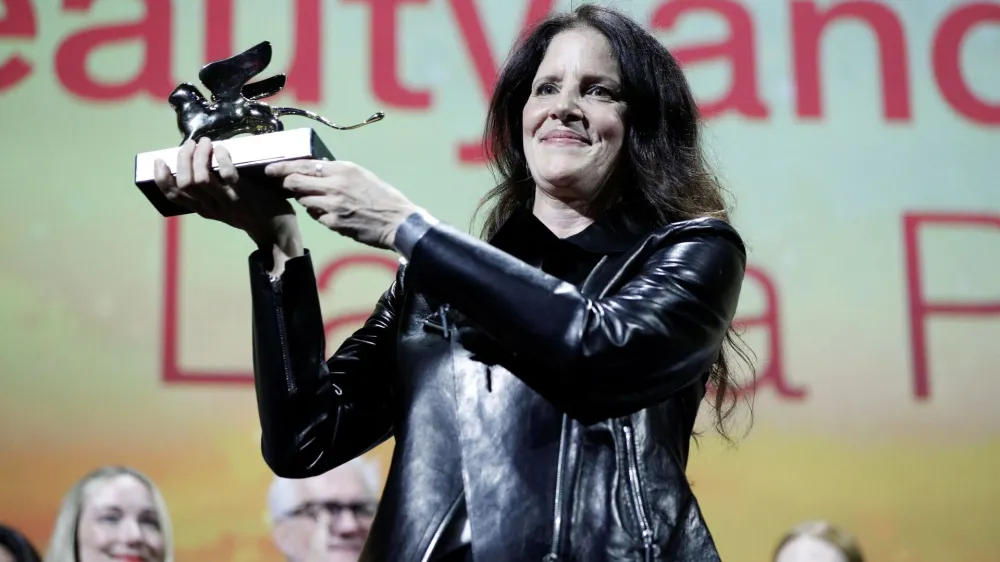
[133,41,384,216]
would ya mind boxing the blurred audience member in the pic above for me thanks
[268,457,381,562]
[774,520,864,562]
[44,466,173,562]
[0,524,42,562]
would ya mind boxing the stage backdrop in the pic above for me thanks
[1,0,997,560]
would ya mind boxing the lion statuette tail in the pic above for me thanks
[272,107,385,131]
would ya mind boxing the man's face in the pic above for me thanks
[272,468,377,562]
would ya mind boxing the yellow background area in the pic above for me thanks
[1,1,998,560]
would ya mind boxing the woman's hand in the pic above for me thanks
[152,138,301,251]
[264,160,420,251]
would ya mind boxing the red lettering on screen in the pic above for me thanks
[161,218,253,384]
[346,0,432,109]
[54,0,175,101]
[318,254,399,343]
[449,0,557,163]
[650,0,769,119]
[161,221,800,402]
[196,0,326,103]
[1,0,995,132]
[903,213,1000,399]
[0,0,36,92]
[932,2,1000,125]
[160,218,398,385]
[195,0,324,103]
[204,0,235,63]
[284,0,324,103]
[791,0,911,121]
[730,266,805,399]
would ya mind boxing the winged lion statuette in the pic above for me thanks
[168,41,383,145]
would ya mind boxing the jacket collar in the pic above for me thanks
[488,203,647,257]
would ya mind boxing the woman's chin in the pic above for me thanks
[536,171,599,198]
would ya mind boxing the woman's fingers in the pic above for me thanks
[211,146,240,202]
[190,139,240,206]
[175,139,196,188]
[281,173,330,195]
[187,139,228,207]
[295,195,325,213]
[154,159,199,208]
[191,138,213,186]
[295,195,337,225]
[265,159,333,178]
[215,145,240,186]
[152,159,175,192]
[156,139,300,235]
[162,139,220,212]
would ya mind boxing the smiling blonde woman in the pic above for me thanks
[44,467,173,562]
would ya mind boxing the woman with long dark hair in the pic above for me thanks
[0,524,42,562]
[152,5,751,561]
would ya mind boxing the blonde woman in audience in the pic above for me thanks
[774,520,864,562]
[44,466,173,562]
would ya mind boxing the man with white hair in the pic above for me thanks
[267,457,382,562]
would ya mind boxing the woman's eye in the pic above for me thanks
[535,83,557,95]
[98,514,120,524]
[588,85,612,97]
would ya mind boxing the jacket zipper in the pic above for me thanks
[420,493,464,562]
[542,257,609,562]
[622,423,654,562]
[272,280,297,394]
[543,414,570,562]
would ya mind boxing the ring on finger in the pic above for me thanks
[315,162,324,176]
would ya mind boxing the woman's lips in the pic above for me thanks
[540,129,589,144]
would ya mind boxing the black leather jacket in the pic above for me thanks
[248,209,746,562]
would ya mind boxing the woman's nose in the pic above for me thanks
[550,90,582,122]
[120,517,144,542]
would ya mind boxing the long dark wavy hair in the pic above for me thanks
[474,4,753,440]
[0,523,42,562]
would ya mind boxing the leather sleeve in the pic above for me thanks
[406,220,746,424]
[249,250,400,478]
